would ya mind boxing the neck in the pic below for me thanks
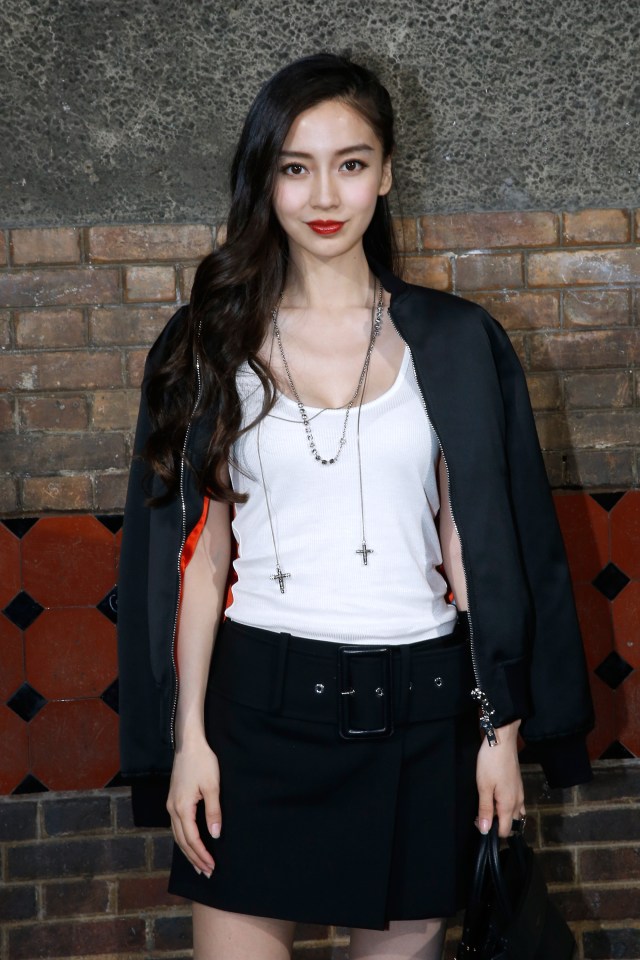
[283,246,375,310]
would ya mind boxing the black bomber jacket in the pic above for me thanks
[117,260,595,825]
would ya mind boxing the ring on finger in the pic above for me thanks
[510,814,526,834]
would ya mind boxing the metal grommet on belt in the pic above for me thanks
[315,683,325,694]
[434,677,443,688]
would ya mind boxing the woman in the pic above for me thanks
[117,53,594,960]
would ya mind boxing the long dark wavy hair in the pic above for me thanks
[143,52,401,506]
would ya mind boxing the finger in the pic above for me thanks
[171,813,207,875]
[202,787,222,840]
[174,804,215,875]
[495,796,519,838]
[476,787,495,835]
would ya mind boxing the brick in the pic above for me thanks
[0,268,120,307]
[7,917,145,958]
[422,210,557,249]
[566,370,632,409]
[43,795,111,836]
[87,223,213,262]
[0,884,37,922]
[560,410,640,449]
[117,875,182,910]
[89,304,174,346]
[541,807,640,845]
[528,247,640,286]
[0,394,14,430]
[578,764,640,803]
[19,395,89,430]
[0,477,18,513]
[215,223,227,247]
[0,309,11,347]
[179,264,198,301]
[44,878,111,918]
[92,389,140,429]
[4,433,126,473]
[583,928,640,959]
[94,472,129,512]
[124,265,176,302]
[7,836,146,880]
[1,349,122,391]
[11,227,81,265]
[469,291,560,330]
[455,253,523,291]
[553,886,640,922]
[114,793,135,831]
[393,217,419,252]
[0,230,7,264]
[0,800,38,841]
[542,451,564,487]
[529,330,639,370]
[401,255,451,290]
[580,846,640,882]
[152,833,174,871]
[562,208,630,245]
[293,947,349,960]
[521,767,574,807]
[22,475,93,512]
[294,925,332,942]
[525,373,561,410]
[636,209,640,241]
[564,289,631,327]
[536,850,575,883]
[125,348,149,386]
[153,915,193,950]
[15,308,86,348]
[564,449,634,487]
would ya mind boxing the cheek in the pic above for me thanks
[272,181,304,218]
[347,178,383,212]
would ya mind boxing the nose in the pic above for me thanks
[310,169,339,210]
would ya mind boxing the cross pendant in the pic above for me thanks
[356,541,374,565]
[270,565,291,593]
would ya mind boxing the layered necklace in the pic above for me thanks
[256,280,384,592]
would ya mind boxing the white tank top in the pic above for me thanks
[225,344,457,644]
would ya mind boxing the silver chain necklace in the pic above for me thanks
[272,282,383,465]
[257,280,384,591]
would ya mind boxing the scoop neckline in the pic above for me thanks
[275,344,410,414]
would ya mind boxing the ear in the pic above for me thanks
[378,154,393,197]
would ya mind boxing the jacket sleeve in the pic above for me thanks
[484,314,595,788]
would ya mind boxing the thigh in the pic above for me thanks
[350,918,447,960]
[192,903,296,960]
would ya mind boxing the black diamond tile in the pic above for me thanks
[592,563,630,601]
[1,518,39,539]
[105,771,126,788]
[95,514,124,534]
[12,774,49,795]
[590,492,626,513]
[3,591,44,630]
[594,651,634,690]
[7,683,48,722]
[599,740,636,760]
[101,678,119,714]
[97,586,118,624]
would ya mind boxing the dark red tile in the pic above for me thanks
[586,675,616,761]
[0,615,24,701]
[0,525,21,610]
[553,492,609,583]
[611,491,640,581]
[29,700,119,791]
[22,516,116,608]
[25,609,117,699]
[0,705,29,793]
[572,582,614,672]
[612,580,640,670]
[616,669,640,758]
[114,528,122,577]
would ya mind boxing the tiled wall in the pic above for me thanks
[1,491,639,795]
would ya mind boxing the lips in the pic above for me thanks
[307,220,345,235]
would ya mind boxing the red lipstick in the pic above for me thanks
[307,220,345,234]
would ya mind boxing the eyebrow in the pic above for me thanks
[279,143,376,158]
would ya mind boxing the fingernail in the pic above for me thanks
[204,866,214,878]
[194,866,202,875]
[210,822,221,838]
[480,819,490,834]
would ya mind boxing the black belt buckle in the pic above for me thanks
[337,646,394,739]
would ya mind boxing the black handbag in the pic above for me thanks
[456,817,576,960]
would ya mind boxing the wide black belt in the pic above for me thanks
[208,614,476,740]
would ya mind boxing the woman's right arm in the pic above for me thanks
[166,492,231,878]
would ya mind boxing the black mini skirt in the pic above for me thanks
[168,613,481,930]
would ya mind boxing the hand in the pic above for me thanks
[475,719,525,839]
[166,735,221,877]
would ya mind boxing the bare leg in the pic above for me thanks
[350,918,447,960]
[192,903,296,960]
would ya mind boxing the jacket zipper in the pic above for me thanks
[169,350,204,748]
[388,309,498,745]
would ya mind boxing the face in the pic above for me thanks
[272,98,392,262]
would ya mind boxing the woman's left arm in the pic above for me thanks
[438,456,525,838]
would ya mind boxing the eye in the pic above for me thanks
[281,163,307,176]
[341,159,367,172]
